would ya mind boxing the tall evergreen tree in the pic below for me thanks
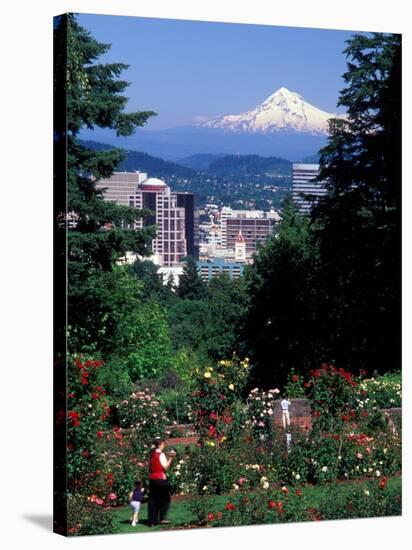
[54,14,157,350]
[177,256,206,300]
[242,199,318,387]
[312,33,401,373]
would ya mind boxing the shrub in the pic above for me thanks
[116,388,169,445]
[65,356,111,491]
[307,363,360,432]
[358,372,401,409]
[283,369,306,398]
[318,479,401,519]
[188,355,250,445]
[206,487,310,527]
[67,493,115,536]
[245,387,280,443]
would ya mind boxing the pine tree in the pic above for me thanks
[312,33,401,373]
[177,256,206,300]
[54,14,157,350]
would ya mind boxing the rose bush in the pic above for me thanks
[245,387,280,443]
[188,355,250,445]
[116,387,169,456]
[358,372,401,409]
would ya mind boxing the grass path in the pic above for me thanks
[108,475,401,534]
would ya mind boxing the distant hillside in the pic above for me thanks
[178,153,226,171]
[301,154,321,164]
[79,140,196,178]
[207,154,292,181]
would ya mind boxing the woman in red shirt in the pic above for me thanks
[148,438,175,526]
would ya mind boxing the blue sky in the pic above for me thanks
[78,13,360,131]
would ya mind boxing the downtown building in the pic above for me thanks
[220,207,279,256]
[96,172,198,267]
[292,163,328,214]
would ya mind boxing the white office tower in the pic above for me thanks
[292,164,328,214]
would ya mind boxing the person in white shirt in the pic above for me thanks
[280,396,291,428]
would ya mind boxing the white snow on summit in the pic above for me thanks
[200,87,340,135]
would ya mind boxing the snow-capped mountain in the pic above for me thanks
[200,87,339,135]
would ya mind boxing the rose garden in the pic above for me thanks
[63,356,401,535]
[55,17,402,537]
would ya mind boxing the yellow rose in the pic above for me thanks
[228,383,235,390]
[204,372,212,379]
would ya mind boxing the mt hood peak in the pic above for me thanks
[200,87,339,135]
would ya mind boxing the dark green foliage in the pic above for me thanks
[168,273,248,361]
[242,198,319,387]
[207,154,291,179]
[55,14,157,353]
[312,33,401,373]
[177,256,207,300]
[130,260,175,303]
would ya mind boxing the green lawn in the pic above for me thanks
[108,475,401,534]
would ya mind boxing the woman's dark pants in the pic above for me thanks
[148,479,171,525]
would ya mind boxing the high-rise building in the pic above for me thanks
[96,172,196,267]
[225,217,273,256]
[220,207,278,254]
[176,192,199,259]
[292,163,328,214]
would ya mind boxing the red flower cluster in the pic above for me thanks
[307,507,322,521]
[224,502,236,511]
[207,511,223,522]
[268,500,284,512]
[68,410,80,427]
[105,472,115,487]
[74,358,104,386]
[310,363,357,388]
[379,478,388,490]
[347,433,373,446]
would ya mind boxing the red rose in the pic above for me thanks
[281,486,289,494]
[313,411,321,418]
[217,511,223,520]
[268,500,276,509]
[207,513,215,521]
[97,431,103,439]
[225,502,236,511]
[295,488,303,496]
[379,478,387,489]
[292,375,299,383]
